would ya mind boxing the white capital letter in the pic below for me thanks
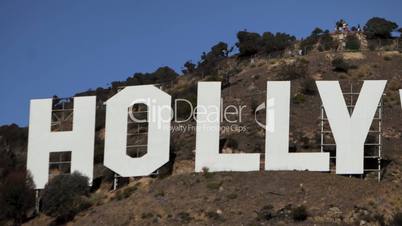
[27,97,96,189]
[400,89,402,108]
[104,85,171,177]
[195,82,260,172]
[265,81,329,171]
[317,80,386,174]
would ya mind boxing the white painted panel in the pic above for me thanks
[317,80,386,174]
[195,82,260,172]
[265,81,329,171]
[27,97,96,189]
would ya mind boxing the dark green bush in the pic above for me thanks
[262,32,296,54]
[292,205,308,221]
[41,172,90,222]
[293,93,306,104]
[301,78,316,95]
[0,171,35,225]
[177,212,192,224]
[206,211,224,221]
[114,185,138,200]
[364,17,398,39]
[111,66,178,90]
[332,57,350,73]
[201,167,213,179]
[300,28,322,52]
[320,33,337,51]
[225,138,239,149]
[182,61,196,74]
[196,42,231,76]
[226,193,238,200]
[257,205,274,221]
[345,34,361,51]
[277,59,309,80]
[236,31,262,57]
[206,181,222,190]
[390,213,402,226]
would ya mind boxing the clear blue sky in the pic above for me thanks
[1,0,401,126]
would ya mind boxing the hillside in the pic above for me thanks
[20,49,402,226]
[1,22,402,225]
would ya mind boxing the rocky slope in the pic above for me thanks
[19,49,402,226]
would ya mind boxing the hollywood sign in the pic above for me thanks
[27,81,402,189]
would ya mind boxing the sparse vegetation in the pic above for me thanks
[206,211,224,221]
[319,32,337,51]
[332,57,351,73]
[182,61,196,74]
[345,34,361,51]
[225,138,239,150]
[300,28,322,52]
[41,172,91,222]
[364,17,398,39]
[236,31,262,57]
[262,32,296,54]
[206,181,222,190]
[114,185,138,200]
[277,59,308,80]
[201,167,214,179]
[301,78,316,95]
[236,30,295,57]
[226,193,238,200]
[176,212,192,224]
[293,93,306,104]
[257,205,274,221]
[292,205,308,221]
[0,171,35,225]
[390,212,402,226]
[4,16,402,226]
[111,66,178,91]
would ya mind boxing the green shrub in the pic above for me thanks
[293,93,306,104]
[206,181,222,190]
[320,33,337,51]
[204,75,221,81]
[226,193,238,200]
[364,17,398,39]
[250,99,259,113]
[345,34,361,51]
[300,28,321,52]
[89,192,106,206]
[114,185,137,200]
[236,31,262,57]
[141,212,154,219]
[292,205,308,221]
[0,171,35,225]
[201,167,212,178]
[390,213,402,226]
[257,205,274,221]
[278,59,308,80]
[262,32,296,54]
[41,172,90,222]
[332,57,350,73]
[198,42,229,75]
[225,138,239,149]
[182,61,196,74]
[206,211,224,221]
[301,78,316,95]
[176,212,192,224]
[110,66,178,91]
